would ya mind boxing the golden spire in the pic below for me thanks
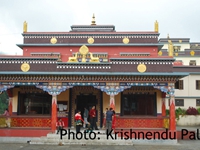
[91,14,96,25]
[23,21,27,33]
[154,20,159,32]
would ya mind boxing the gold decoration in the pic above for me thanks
[79,45,89,62]
[168,40,174,57]
[154,20,159,32]
[137,64,146,73]
[175,52,178,56]
[79,45,89,55]
[190,50,195,56]
[23,21,27,33]
[123,37,129,44]
[195,44,198,47]
[91,13,96,25]
[88,37,94,44]
[50,37,57,44]
[21,63,30,72]
[68,52,78,62]
[158,51,162,56]
[89,52,99,62]
[179,40,182,43]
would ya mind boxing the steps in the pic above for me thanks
[30,129,133,145]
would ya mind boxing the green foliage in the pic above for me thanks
[0,92,9,114]
[197,107,200,114]
[166,109,169,116]
[175,107,186,120]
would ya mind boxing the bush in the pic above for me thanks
[186,107,198,115]
[197,107,200,114]
[175,107,186,120]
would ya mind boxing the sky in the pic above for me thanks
[0,0,199,55]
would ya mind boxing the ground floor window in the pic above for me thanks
[121,92,156,116]
[18,92,52,115]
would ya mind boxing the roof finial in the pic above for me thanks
[91,14,96,25]
[154,20,159,32]
[23,21,27,33]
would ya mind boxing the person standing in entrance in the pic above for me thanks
[89,106,98,130]
[83,107,89,128]
[75,110,84,133]
[106,108,114,133]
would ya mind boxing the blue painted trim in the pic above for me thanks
[0,71,189,76]
[166,96,200,99]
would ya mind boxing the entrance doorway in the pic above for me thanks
[76,94,97,119]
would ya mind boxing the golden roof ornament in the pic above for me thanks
[158,51,162,56]
[23,21,27,33]
[154,20,159,32]
[50,37,57,44]
[91,14,96,25]
[123,37,129,44]
[168,40,174,57]
[88,37,94,44]
[21,63,30,72]
[190,50,195,56]
[137,64,147,73]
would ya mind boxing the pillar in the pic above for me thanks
[168,85,176,131]
[7,89,13,116]
[110,94,115,110]
[169,95,176,131]
[51,95,57,131]
[162,92,166,117]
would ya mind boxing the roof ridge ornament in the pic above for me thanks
[23,21,27,33]
[91,13,96,25]
[154,20,159,32]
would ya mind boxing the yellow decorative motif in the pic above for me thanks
[68,52,78,62]
[158,51,162,56]
[154,20,159,32]
[50,37,57,44]
[190,50,195,56]
[88,37,94,44]
[89,52,99,62]
[168,40,174,57]
[175,52,178,56]
[23,21,27,33]
[123,37,129,44]
[179,40,182,43]
[79,45,89,55]
[137,64,146,73]
[163,118,169,129]
[21,63,30,72]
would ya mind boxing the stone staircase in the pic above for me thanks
[30,128,133,145]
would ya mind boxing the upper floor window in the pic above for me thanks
[196,80,200,90]
[189,60,196,66]
[175,80,184,90]
[175,99,184,106]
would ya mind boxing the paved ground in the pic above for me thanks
[0,140,200,150]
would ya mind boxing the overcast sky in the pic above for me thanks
[0,0,199,55]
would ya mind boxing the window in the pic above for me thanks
[196,80,200,90]
[196,99,200,106]
[175,99,184,106]
[175,80,184,90]
[18,93,52,115]
[189,60,196,66]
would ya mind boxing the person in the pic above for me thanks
[106,107,114,133]
[84,122,93,133]
[1,109,11,128]
[89,106,99,130]
[102,108,108,129]
[75,110,84,133]
[83,107,89,128]
[56,118,65,134]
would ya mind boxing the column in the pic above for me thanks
[162,92,166,117]
[168,85,176,131]
[110,94,115,110]
[51,95,57,131]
